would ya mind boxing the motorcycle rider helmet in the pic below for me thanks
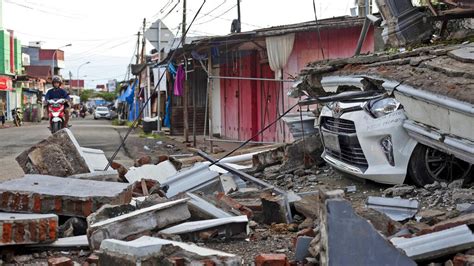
[52,76,63,85]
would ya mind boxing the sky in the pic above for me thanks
[3,0,360,88]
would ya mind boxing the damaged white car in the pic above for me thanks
[308,76,473,186]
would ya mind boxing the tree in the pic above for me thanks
[80,89,95,103]
[96,92,117,102]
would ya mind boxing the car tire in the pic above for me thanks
[408,144,472,186]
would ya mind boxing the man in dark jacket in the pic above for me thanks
[45,76,71,126]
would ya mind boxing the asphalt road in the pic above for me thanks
[0,116,132,181]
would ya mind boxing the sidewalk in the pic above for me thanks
[0,121,41,130]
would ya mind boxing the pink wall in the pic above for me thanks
[219,26,375,142]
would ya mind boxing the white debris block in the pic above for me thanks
[81,147,110,172]
[159,215,249,236]
[100,236,241,265]
[391,224,474,261]
[125,160,177,183]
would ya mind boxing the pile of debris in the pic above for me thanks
[1,129,473,265]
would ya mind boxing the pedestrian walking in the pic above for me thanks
[0,99,5,128]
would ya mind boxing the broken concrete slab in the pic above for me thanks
[161,163,220,198]
[99,236,240,265]
[366,196,419,221]
[0,175,133,217]
[16,129,92,176]
[28,235,89,249]
[125,160,177,184]
[68,170,120,182]
[215,193,254,218]
[197,150,294,223]
[294,193,320,219]
[279,134,324,172]
[357,208,403,237]
[0,212,58,246]
[185,192,234,220]
[87,198,191,250]
[261,192,288,224]
[320,199,416,266]
[295,236,313,262]
[391,224,474,261]
[159,215,248,241]
[80,147,109,172]
[220,174,238,194]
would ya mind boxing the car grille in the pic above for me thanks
[321,117,356,134]
[321,117,368,170]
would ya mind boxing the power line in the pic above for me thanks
[4,0,81,19]
[105,0,208,170]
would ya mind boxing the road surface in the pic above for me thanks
[0,116,132,181]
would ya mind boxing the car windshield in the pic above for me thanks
[96,107,109,112]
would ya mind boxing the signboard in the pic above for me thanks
[0,77,12,91]
[107,80,116,92]
[144,19,175,53]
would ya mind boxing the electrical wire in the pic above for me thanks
[208,102,300,167]
[104,0,208,170]
[312,0,326,59]
[4,0,81,19]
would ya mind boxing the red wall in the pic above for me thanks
[39,49,65,61]
[220,26,375,142]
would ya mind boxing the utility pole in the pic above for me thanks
[133,31,141,120]
[237,0,241,33]
[182,0,189,142]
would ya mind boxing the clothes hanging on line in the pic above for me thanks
[174,65,185,96]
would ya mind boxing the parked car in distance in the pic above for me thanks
[93,106,111,120]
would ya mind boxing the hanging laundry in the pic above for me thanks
[174,65,185,96]
[168,63,177,77]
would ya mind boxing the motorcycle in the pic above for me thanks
[47,99,66,133]
[11,108,23,127]
[79,109,86,118]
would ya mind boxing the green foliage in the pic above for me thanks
[80,89,95,103]
[79,90,118,103]
[96,92,117,102]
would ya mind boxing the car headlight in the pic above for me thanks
[369,98,401,118]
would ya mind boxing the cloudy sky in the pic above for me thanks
[3,0,360,88]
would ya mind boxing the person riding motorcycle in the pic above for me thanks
[45,76,71,127]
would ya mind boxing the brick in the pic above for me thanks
[215,192,254,218]
[297,228,316,238]
[255,254,289,266]
[0,213,58,246]
[48,257,73,266]
[168,257,185,266]
[86,254,99,264]
[0,175,133,217]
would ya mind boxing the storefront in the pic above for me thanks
[0,76,13,120]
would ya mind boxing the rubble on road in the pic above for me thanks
[0,213,58,246]
[125,160,177,184]
[1,128,473,264]
[15,129,109,177]
[317,199,416,265]
[87,198,190,250]
[0,174,133,217]
[99,236,241,265]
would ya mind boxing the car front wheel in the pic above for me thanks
[408,144,472,186]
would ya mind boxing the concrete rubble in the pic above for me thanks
[15,129,108,177]
[87,198,191,250]
[0,212,58,246]
[1,128,473,265]
[99,236,241,265]
[0,174,133,217]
